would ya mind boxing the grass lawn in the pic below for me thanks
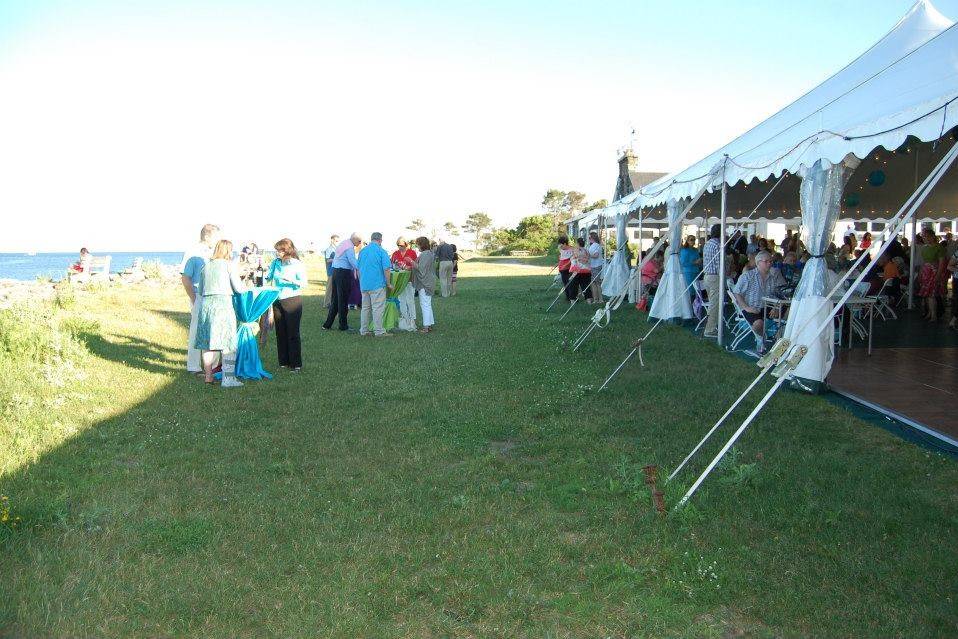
[2,256,956,637]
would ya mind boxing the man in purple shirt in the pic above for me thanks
[322,233,361,331]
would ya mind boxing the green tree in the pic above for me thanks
[584,199,608,213]
[565,191,587,217]
[463,212,493,247]
[541,189,567,222]
[406,218,426,233]
[443,221,460,237]
[540,190,588,229]
[484,227,515,253]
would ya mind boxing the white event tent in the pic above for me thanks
[571,0,958,386]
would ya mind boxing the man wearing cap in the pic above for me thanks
[357,232,394,337]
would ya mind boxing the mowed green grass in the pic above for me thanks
[2,257,956,637]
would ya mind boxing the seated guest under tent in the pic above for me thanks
[733,250,786,352]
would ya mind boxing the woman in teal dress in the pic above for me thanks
[679,235,702,292]
[194,239,246,386]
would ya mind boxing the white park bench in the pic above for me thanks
[69,256,111,284]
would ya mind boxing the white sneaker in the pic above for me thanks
[221,377,244,388]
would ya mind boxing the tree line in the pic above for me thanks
[405,190,606,255]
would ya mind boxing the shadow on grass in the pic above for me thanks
[77,331,184,375]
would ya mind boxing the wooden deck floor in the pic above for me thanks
[829,346,958,441]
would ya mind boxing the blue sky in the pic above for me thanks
[0,0,953,250]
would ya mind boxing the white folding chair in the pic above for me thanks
[727,290,763,352]
[869,277,898,320]
[693,280,710,331]
[724,277,738,331]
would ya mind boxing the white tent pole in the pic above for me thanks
[908,147,919,309]
[637,209,644,304]
[676,367,795,509]
[717,160,728,346]
[908,221,917,309]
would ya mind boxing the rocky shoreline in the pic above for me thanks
[0,267,181,310]
[0,279,57,310]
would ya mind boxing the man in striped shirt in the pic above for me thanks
[702,224,722,337]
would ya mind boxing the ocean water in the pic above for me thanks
[0,252,184,281]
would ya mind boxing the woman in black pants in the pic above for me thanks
[267,238,306,370]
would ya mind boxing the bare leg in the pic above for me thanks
[752,320,765,353]
[201,350,220,383]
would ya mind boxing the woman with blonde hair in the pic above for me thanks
[194,239,246,386]
[267,238,307,370]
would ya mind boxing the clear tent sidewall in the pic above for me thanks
[601,212,631,297]
[648,199,694,320]
[780,156,860,387]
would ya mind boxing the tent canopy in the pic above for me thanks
[578,0,958,228]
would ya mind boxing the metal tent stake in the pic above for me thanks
[667,338,791,483]
[675,346,807,509]
[558,294,583,320]
[597,342,645,391]
[545,277,577,312]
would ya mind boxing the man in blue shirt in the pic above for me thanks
[179,223,220,372]
[358,232,394,337]
[322,232,361,331]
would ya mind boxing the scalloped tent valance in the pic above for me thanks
[578,0,958,228]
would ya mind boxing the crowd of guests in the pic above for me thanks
[680,225,958,348]
[321,233,457,335]
[178,224,462,388]
[559,222,957,351]
[556,231,604,304]
[180,224,307,386]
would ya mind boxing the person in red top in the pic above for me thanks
[557,235,574,301]
[391,237,419,331]
[391,237,418,270]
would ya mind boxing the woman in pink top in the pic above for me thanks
[641,251,663,289]
[569,237,593,304]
